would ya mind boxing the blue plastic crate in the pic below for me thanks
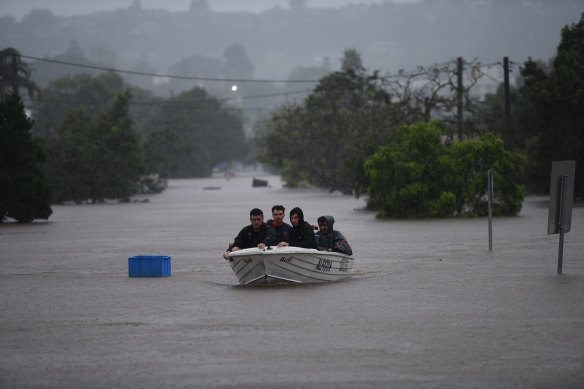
[128,255,171,277]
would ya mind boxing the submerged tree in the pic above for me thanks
[0,94,52,222]
[364,121,525,218]
[258,52,398,195]
[45,91,145,203]
[144,87,246,177]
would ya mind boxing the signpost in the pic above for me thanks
[487,169,493,252]
[547,161,576,274]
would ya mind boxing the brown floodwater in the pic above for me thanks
[1,174,583,388]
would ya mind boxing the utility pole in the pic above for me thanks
[503,57,512,144]
[456,57,464,140]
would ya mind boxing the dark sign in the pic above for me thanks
[547,160,575,234]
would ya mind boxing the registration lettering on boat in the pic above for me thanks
[280,256,293,263]
[339,258,349,272]
[316,258,332,272]
[243,257,253,264]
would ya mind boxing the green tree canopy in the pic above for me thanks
[0,94,52,222]
[364,121,451,218]
[257,65,398,195]
[144,87,246,177]
[32,72,155,138]
[521,13,584,198]
[365,122,525,218]
[45,91,145,203]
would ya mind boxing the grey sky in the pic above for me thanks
[0,0,419,19]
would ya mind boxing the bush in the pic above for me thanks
[365,122,526,218]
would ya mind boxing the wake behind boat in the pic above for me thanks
[227,246,354,285]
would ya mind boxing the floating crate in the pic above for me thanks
[128,255,171,277]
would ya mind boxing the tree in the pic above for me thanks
[94,91,145,201]
[341,48,364,73]
[223,44,254,80]
[364,121,451,218]
[0,47,39,100]
[0,94,52,222]
[384,59,483,141]
[167,54,223,95]
[476,76,538,152]
[444,133,526,216]
[258,65,397,195]
[32,72,126,137]
[44,109,95,203]
[32,40,100,88]
[521,13,584,198]
[44,91,145,203]
[364,122,525,218]
[32,72,155,139]
[144,87,246,177]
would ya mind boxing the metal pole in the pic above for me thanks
[456,57,464,140]
[557,176,567,274]
[503,57,511,140]
[487,169,493,251]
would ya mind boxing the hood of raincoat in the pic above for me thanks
[317,215,335,232]
[290,207,305,225]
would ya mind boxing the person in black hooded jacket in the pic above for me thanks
[288,207,317,249]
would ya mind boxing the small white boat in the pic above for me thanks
[227,246,354,285]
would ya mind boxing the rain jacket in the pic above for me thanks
[232,223,275,249]
[315,215,353,255]
[289,207,317,249]
[266,219,293,245]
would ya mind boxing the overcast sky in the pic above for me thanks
[0,0,420,19]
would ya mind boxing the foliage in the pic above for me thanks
[341,48,364,73]
[365,122,525,218]
[257,65,398,195]
[257,53,495,196]
[44,91,146,203]
[475,77,539,152]
[33,72,244,182]
[384,59,484,141]
[143,87,246,177]
[0,94,52,222]
[445,133,526,216]
[0,47,40,100]
[520,13,584,198]
[364,121,450,218]
[31,72,156,138]
[31,40,104,89]
[223,44,254,79]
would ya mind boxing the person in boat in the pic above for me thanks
[315,215,353,255]
[266,205,293,248]
[223,208,275,259]
[288,207,317,249]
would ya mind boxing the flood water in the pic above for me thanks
[1,174,583,388]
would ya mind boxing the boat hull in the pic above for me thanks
[227,247,354,285]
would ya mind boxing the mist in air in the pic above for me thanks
[1,0,580,84]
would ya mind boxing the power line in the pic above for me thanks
[20,53,517,85]
[20,54,321,84]
[21,88,311,108]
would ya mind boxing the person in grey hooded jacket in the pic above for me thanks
[315,215,353,255]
